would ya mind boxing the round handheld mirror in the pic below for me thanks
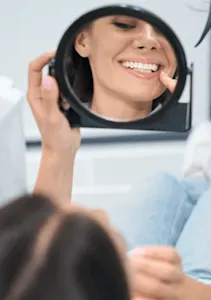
[49,4,192,132]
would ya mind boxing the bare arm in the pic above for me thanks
[34,149,76,202]
[183,275,211,300]
[27,52,80,203]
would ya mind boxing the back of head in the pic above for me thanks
[0,195,130,300]
[0,194,57,300]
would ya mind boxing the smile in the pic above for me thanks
[120,61,160,73]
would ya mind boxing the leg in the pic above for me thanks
[176,187,211,284]
[126,172,209,250]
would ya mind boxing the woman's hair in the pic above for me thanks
[0,194,130,300]
[66,40,177,109]
[66,44,93,103]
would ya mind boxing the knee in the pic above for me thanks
[143,171,179,191]
[131,171,181,201]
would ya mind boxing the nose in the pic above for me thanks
[132,23,161,51]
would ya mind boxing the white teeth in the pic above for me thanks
[121,61,159,72]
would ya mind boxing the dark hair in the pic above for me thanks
[66,45,93,103]
[0,194,130,300]
[0,194,57,235]
[66,41,177,109]
[0,194,57,300]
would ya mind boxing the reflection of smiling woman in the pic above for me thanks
[71,15,177,120]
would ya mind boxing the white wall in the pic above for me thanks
[0,0,210,140]
[0,79,26,205]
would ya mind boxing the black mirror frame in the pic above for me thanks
[50,4,191,132]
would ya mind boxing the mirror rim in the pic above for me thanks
[54,4,188,127]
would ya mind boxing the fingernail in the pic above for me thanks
[130,248,146,257]
[43,76,52,89]
[161,71,167,77]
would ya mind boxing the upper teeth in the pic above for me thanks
[121,61,159,72]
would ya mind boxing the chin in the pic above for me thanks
[128,94,157,103]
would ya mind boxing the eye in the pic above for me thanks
[113,22,135,29]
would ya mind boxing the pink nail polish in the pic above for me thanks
[43,76,52,89]
[130,248,145,256]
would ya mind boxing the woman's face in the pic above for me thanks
[75,15,177,109]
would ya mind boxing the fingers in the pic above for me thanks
[131,256,182,283]
[41,75,59,112]
[160,71,177,93]
[60,98,71,110]
[132,271,178,299]
[27,51,55,100]
[129,247,184,300]
[131,246,181,264]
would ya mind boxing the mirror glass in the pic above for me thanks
[60,14,179,122]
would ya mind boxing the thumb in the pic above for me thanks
[160,71,177,93]
[41,75,59,110]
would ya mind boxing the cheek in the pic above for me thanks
[169,60,178,78]
[88,46,116,73]
[167,53,177,77]
[161,41,178,70]
[87,39,106,68]
[90,32,130,62]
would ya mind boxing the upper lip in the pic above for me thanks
[119,57,164,66]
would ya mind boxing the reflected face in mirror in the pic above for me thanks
[73,15,178,121]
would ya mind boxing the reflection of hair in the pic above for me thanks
[66,44,176,109]
[66,45,93,103]
[0,194,129,300]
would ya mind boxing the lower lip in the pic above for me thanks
[120,64,160,79]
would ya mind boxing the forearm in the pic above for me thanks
[183,274,211,300]
[33,148,76,202]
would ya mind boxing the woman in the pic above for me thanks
[0,193,129,300]
[27,51,211,299]
[69,15,177,121]
[0,193,185,300]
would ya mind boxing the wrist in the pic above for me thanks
[41,145,77,167]
[34,147,76,203]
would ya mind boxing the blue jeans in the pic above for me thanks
[127,172,211,284]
